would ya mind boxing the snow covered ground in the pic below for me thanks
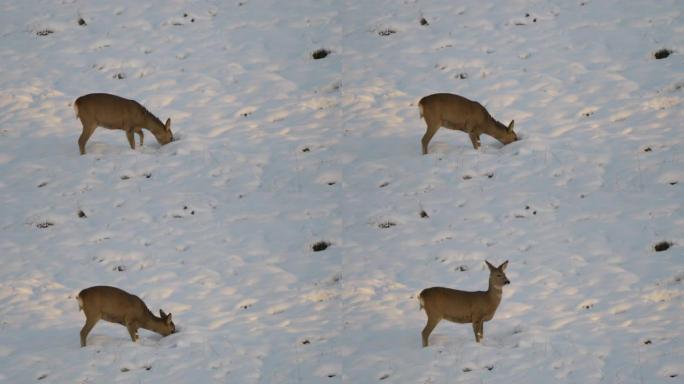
[0,0,682,382]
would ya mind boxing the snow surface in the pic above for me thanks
[0,0,683,383]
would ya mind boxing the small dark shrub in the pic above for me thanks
[312,241,331,252]
[378,29,396,36]
[654,49,672,60]
[420,17,429,26]
[654,241,672,252]
[78,17,87,26]
[36,221,54,229]
[312,49,331,60]
[36,29,54,36]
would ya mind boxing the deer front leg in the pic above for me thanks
[125,321,139,342]
[125,128,136,150]
[468,132,481,150]
[472,320,484,343]
[135,128,144,147]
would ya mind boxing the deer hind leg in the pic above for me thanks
[421,315,441,347]
[80,315,99,347]
[421,118,441,155]
[135,128,144,147]
[77,121,97,155]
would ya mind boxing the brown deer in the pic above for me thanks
[419,260,509,347]
[77,285,176,347]
[418,93,517,154]
[74,93,174,155]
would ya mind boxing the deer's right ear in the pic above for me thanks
[507,120,515,132]
[485,260,496,271]
[165,118,172,131]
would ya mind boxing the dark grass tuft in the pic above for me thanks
[654,241,672,252]
[378,28,396,36]
[654,49,672,60]
[312,241,331,252]
[312,49,331,60]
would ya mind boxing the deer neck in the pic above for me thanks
[140,308,166,335]
[141,109,165,137]
[482,118,509,144]
[486,282,504,305]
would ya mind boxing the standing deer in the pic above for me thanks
[77,286,176,347]
[419,260,510,347]
[418,93,517,154]
[74,93,174,155]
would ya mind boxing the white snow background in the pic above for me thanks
[0,0,682,383]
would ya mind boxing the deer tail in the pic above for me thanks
[73,102,80,118]
[76,294,84,311]
[418,293,425,311]
[418,101,424,119]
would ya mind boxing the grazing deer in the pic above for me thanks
[418,93,517,154]
[419,260,509,347]
[77,286,176,347]
[74,93,173,155]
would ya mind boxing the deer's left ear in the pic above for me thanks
[499,260,509,271]
[160,309,167,318]
[165,118,172,131]
[485,260,496,271]
[507,120,515,132]
[166,313,173,323]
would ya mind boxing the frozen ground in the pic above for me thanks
[0,0,682,383]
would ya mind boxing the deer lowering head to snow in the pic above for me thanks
[418,93,517,154]
[74,93,173,155]
[419,260,509,347]
[77,285,176,347]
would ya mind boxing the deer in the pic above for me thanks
[74,93,174,155]
[418,93,517,154]
[77,285,176,347]
[419,260,509,347]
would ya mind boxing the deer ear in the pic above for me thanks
[166,313,173,323]
[499,260,509,271]
[160,309,167,318]
[485,260,496,271]
[165,118,171,131]
[507,120,515,132]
